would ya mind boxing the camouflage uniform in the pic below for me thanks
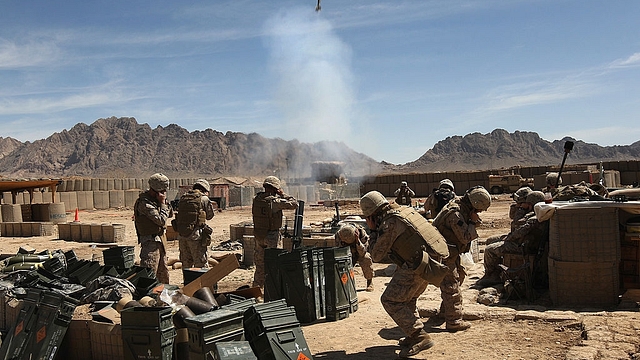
[134,190,172,284]
[485,203,529,245]
[335,225,374,282]
[371,213,429,337]
[251,191,298,288]
[178,192,216,268]
[424,188,456,219]
[394,185,415,206]
[484,212,549,276]
[432,198,478,328]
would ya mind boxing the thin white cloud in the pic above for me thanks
[0,38,61,68]
[476,49,640,114]
[482,80,592,112]
[609,52,640,69]
[0,86,133,115]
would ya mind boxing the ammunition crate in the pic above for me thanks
[213,341,257,360]
[121,306,173,329]
[122,326,176,360]
[185,308,244,355]
[248,326,313,360]
[102,246,135,269]
[323,247,357,321]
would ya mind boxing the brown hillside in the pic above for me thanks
[0,120,639,178]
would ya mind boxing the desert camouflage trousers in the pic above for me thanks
[439,251,466,326]
[483,240,522,275]
[252,230,282,288]
[139,239,170,284]
[179,236,209,268]
[485,233,507,246]
[381,265,429,336]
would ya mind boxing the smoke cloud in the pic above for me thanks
[263,7,356,145]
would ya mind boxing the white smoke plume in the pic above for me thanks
[263,7,356,144]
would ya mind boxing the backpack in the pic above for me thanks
[175,190,206,236]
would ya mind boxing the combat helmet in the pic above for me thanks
[526,191,546,205]
[546,172,563,187]
[439,179,455,191]
[513,186,532,203]
[360,191,389,217]
[148,173,169,192]
[263,176,281,190]
[194,179,210,193]
[336,223,357,244]
[467,186,491,211]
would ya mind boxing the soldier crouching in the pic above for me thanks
[360,191,449,358]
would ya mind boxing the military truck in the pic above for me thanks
[488,174,535,194]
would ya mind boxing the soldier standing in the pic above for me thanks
[360,191,449,358]
[433,186,491,332]
[174,179,215,268]
[134,173,173,284]
[251,176,298,289]
[394,181,415,206]
[335,223,374,292]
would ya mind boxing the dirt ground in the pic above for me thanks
[0,195,613,359]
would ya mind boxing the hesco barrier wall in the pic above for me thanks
[2,162,638,209]
[361,160,640,197]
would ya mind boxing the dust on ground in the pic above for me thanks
[0,195,629,359]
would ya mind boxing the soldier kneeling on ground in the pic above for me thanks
[335,223,374,292]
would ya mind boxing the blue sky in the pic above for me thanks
[1,1,639,164]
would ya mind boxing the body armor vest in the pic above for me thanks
[134,192,165,236]
[252,192,283,235]
[395,189,412,206]
[385,206,450,285]
[388,206,449,261]
[175,190,207,236]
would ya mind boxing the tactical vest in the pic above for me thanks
[388,206,449,260]
[252,192,283,236]
[134,192,165,236]
[175,190,207,237]
[385,206,450,285]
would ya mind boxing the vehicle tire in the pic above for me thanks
[490,186,503,195]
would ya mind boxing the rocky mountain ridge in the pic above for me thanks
[0,117,382,179]
[398,129,640,172]
[0,118,639,178]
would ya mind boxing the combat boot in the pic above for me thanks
[476,272,502,288]
[399,330,434,358]
[366,279,374,292]
[446,320,471,332]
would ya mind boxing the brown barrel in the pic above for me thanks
[46,203,67,224]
